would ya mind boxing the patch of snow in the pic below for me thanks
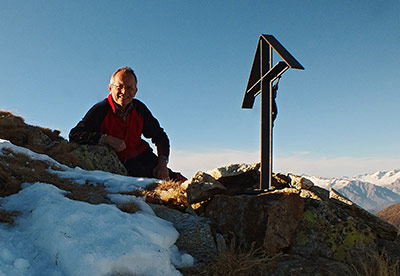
[50,166,160,193]
[0,183,192,275]
[0,140,193,275]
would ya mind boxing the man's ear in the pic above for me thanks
[132,88,138,97]
[108,84,113,93]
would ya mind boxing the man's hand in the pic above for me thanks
[104,135,126,152]
[153,158,169,180]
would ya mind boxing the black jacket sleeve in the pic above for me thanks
[69,99,109,145]
[135,100,170,158]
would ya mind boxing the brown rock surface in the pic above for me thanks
[204,193,305,255]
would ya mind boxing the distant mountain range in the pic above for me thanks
[304,169,400,213]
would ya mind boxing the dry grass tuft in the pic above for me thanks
[125,180,189,211]
[0,145,110,224]
[0,147,49,196]
[0,160,22,196]
[347,247,400,276]
[180,241,271,276]
[0,147,110,205]
[44,140,80,168]
[0,111,25,124]
[117,201,141,214]
[63,182,111,205]
[0,208,20,225]
[153,180,188,205]
[202,245,269,276]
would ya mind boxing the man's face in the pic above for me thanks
[108,71,138,109]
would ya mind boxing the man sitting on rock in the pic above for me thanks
[69,66,186,182]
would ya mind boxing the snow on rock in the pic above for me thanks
[49,166,160,193]
[1,138,160,192]
[206,162,259,179]
[0,139,67,169]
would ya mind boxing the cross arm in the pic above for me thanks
[242,61,289,109]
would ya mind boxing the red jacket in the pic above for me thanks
[69,95,169,162]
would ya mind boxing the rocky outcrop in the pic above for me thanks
[0,111,127,175]
[290,187,391,262]
[0,111,67,153]
[207,163,260,179]
[179,164,400,274]
[186,163,317,201]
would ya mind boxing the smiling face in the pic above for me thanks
[108,71,138,110]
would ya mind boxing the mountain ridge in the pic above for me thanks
[376,202,400,229]
[303,169,400,213]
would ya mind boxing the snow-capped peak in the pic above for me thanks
[351,169,400,187]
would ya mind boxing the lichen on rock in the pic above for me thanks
[71,144,127,175]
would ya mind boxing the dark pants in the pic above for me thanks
[124,149,184,181]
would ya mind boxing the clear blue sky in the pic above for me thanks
[1,0,400,178]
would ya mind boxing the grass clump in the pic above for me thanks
[346,247,400,276]
[201,245,270,276]
[0,208,19,225]
[126,180,189,211]
[117,201,141,214]
[180,240,271,276]
[0,147,110,205]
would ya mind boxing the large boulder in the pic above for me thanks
[185,164,262,204]
[71,144,127,175]
[204,192,305,255]
[186,171,226,204]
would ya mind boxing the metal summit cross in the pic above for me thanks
[242,34,304,190]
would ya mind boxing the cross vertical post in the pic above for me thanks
[242,34,304,190]
[260,39,272,190]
